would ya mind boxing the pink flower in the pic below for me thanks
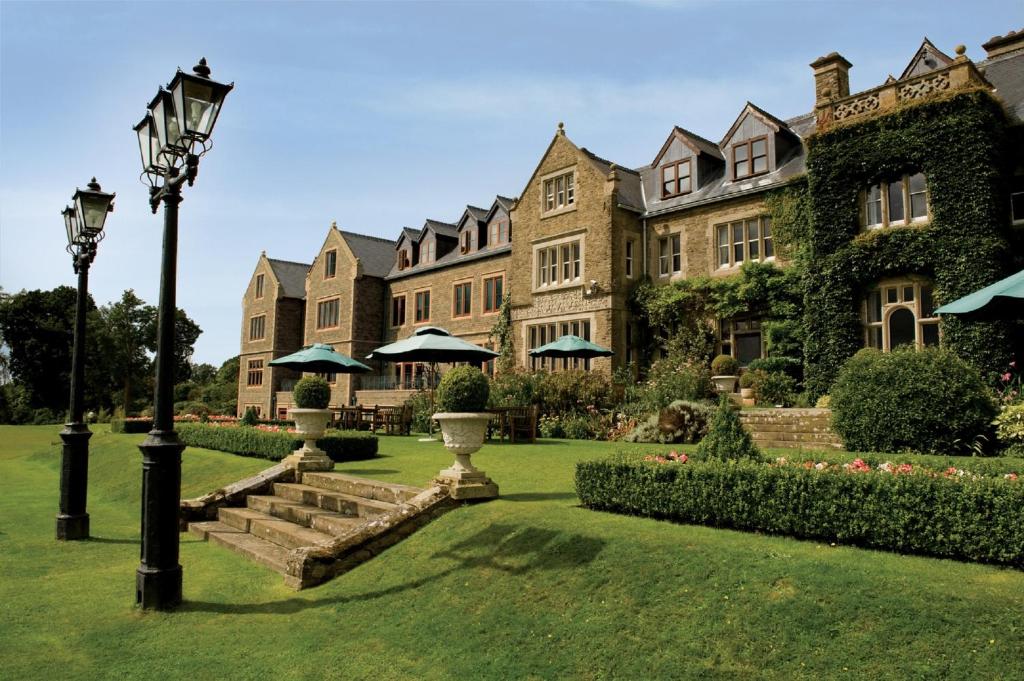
[1006,473,1019,481]
[897,463,913,474]
[1002,372,1013,382]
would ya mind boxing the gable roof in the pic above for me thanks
[266,258,310,299]
[339,231,396,278]
[719,101,796,148]
[396,227,421,250]
[652,126,724,167]
[421,219,459,240]
[457,205,489,231]
[495,195,516,212]
[900,37,955,80]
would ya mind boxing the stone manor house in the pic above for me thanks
[238,29,1024,418]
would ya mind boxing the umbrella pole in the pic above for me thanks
[418,361,440,442]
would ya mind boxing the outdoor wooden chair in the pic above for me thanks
[508,405,538,444]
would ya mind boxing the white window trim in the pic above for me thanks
[540,166,578,219]
[532,232,586,292]
[863,174,930,230]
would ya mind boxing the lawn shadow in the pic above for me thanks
[338,469,400,476]
[182,523,604,616]
[86,536,139,545]
[500,492,578,503]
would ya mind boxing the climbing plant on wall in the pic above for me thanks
[802,89,1017,398]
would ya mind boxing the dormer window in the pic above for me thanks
[732,137,768,179]
[489,219,509,246]
[421,238,435,264]
[661,160,692,198]
[543,171,575,212]
[863,172,928,229]
[397,249,411,270]
[460,231,472,254]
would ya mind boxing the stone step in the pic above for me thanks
[188,521,292,575]
[756,440,844,450]
[272,482,401,518]
[744,424,835,434]
[301,472,422,504]
[246,494,362,531]
[218,506,336,550]
[749,431,842,442]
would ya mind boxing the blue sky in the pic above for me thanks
[1,0,1020,366]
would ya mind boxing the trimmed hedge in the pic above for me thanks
[176,423,378,462]
[110,418,151,434]
[575,456,1024,566]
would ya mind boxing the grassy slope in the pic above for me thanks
[0,425,1021,680]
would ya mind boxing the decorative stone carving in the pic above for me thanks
[834,93,880,121]
[512,290,611,321]
[898,72,950,101]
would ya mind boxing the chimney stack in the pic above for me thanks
[810,52,852,108]
[982,29,1024,59]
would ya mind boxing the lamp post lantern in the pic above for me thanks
[134,58,231,610]
[57,179,114,541]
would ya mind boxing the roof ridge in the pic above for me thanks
[674,125,719,150]
[339,230,395,245]
[266,257,311,267]
[580,147,640,175]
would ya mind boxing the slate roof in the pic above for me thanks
[267,258,310,299]
[423,219,459,240]
[386,243,512,281]
[980,48,1024,122]
[578,147,645,213]
[673,126,725,160]
[464,205,489,222]
[339,231,397,278]
[494,195,516,212]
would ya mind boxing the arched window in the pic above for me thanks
[863,278,940,350]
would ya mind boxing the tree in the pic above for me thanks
[102,290,152,413]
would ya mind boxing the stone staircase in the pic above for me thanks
[738,408,844,450]
[189,471,453,589]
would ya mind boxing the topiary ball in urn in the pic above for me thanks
[285,375,334,472]
[710,354,740,394]
[432,366,498,500]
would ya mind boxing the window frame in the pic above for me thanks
[731,135,769,180]
[661,159,693,199]
[483,274,504,314]
[541,169,577,215]
[533,236,583,290]
[715,216,775,269]
[862,278,941,351]
[254,273,265,299]
[863,173,930,229]
[324,249,337,279]
[391,294,406,328]
[246,359,264,387]
[1009,175,1024,225]
[452,280,472,318]
[414,289,432,324]
[527,318,593,371]
[248,314,266,341]
[625,239,634,279]
[315,297,341,330]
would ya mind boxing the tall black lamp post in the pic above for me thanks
[133,58,232,610]
[57,179,115,541]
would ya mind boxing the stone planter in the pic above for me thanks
[712,375,738,394]
[283,407,334,472]
[740,387,754,399]
[433,412,498,500]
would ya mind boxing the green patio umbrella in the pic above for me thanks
[933,269,1024,320]
[528,334,614,359]
[269,343,371,373]
[366,327,499,364]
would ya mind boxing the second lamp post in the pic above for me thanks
[133,57,232,610]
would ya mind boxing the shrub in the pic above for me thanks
[751,370,798,407]
[625,400,714,444]
[240,406,259,426]
[488,370,539,408]
[694,396,761,462]
[815,395,831,409]
[995,403,1024,455]
[738,372,756,389]
[176,423,377,462]
[620,360,712,417]
[539,413,608,440]
[535,369,614,415]
[435,366,490,412]
[711,354,739,376]
[110,418,151,434]
[538,415,565,439]
[406,391,434,433]
[831,347,997,454]
[293,376,331,409]
[574,455,1024,566]
[747,356,802,382]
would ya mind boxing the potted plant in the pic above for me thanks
[710,354,740,394]
[739,370,756,402]
[283,375,334,471]
[432,366,498,499]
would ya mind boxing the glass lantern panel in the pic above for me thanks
[181,80,221,137]
[76,195,109,235]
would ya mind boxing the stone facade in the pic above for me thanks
[237,29,1024,411]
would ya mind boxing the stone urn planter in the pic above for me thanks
[431,367,498,500]
[282,376,334,472]
[740,387,754,399]
[712,375,738,394]
[710,354,740,394]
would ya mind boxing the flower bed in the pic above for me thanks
[110,414,237,434]
[174,423,378,462]
[576,454,1023,566]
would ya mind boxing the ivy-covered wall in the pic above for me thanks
[802,90,1018,397]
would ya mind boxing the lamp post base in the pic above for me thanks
[136,564,182,610]
[56,513,90,540]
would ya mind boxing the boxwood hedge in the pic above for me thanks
[109,418,151,434]
[575,456,1023,566]
[175,423,378,462]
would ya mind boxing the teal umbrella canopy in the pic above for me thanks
[528,334,614,359]
[934,269,1024,320]
[268,343,371,373]
[367,327,499,364]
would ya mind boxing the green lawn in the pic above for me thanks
[1,425,1022,680]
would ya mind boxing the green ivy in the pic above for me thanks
[802,90,1017,397]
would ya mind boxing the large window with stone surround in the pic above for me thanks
[528,318,592,371]
[316,298,340,329]
[249,315,266,341]
[535,237,582,289]
[246,359,264,386]
[863,278,940,350]
[718,317,763,367]
[716,216,773,269]
[863,172,928,229]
